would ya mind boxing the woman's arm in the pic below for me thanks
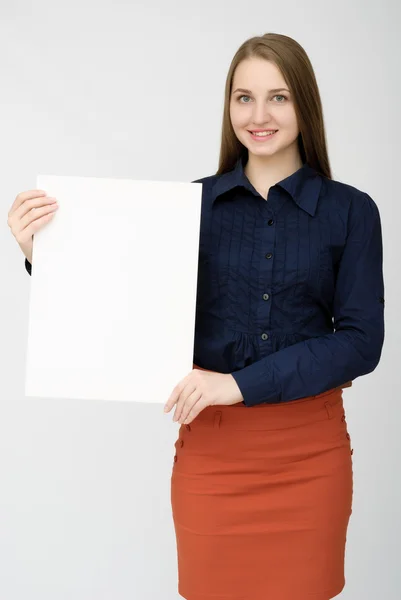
[230,191,385,407]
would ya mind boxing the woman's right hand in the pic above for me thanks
[7,190,59,264]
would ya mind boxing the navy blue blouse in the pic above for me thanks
[25,157,385,407]
[191,156,385,406]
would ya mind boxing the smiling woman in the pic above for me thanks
[169,31,384,600]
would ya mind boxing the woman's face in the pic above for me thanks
[229,58,300,158]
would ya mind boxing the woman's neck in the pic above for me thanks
[243,150,303,199]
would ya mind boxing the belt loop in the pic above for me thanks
[213,411,222,429]
[324,400,334,420]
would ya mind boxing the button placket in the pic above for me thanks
[174,432,187,464]
[257,213,276,348]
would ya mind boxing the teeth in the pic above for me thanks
[251,130,277,137]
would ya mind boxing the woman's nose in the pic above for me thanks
[252,103,272,124]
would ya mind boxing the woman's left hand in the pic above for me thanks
[164,369,244,424]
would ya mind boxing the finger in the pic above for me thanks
[164,372,192,413]
[16,194,58,223]
[9,190,47,216]
[19,202,59,232]
[11,204,59,245]
[8,194,58,237]
[29,211,58,237]
[174,385,201,422]
[181,396,207,425]
[173,379,197,421]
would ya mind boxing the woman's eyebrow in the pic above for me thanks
[232,87,290,94]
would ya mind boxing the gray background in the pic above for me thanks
[1,1,400,598]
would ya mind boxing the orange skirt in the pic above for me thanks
[170,365,354,600]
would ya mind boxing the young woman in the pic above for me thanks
[9,31,384,600]
[164,33,385,599]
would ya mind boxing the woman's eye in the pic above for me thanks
[238,94,287,103]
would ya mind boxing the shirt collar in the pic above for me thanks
[210,156,322,216]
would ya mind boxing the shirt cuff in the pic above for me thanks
[25,257,32,275]
[231,361,280,407]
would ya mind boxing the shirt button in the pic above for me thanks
[265,253,273,259]
[267,219,274,226]
[262,293,270,301]
[261,333,269,340]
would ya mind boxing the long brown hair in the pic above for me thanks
[216,33,332,180]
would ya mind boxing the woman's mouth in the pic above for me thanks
[248,130,278,141]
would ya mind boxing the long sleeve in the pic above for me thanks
[25,257,32,275]
[231,192,385,407]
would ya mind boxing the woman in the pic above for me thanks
[8,32,384,600]
[164,33,385,599]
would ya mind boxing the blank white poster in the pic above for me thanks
[25,175,203,404]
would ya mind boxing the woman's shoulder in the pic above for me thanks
[321,173,380,216]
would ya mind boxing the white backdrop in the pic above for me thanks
[1,1,400,598]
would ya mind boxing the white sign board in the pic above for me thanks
[25,175,203,404]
